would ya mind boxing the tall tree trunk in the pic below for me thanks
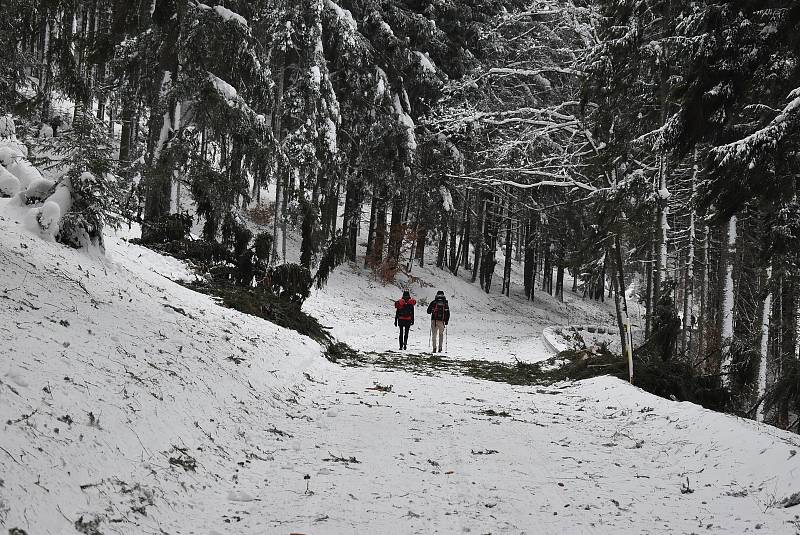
[719,215,737,388]
[436,215,448,269]
[682,164,697,355]
[555,251,564,302]
[373,187,387,267]
[471,195,486,283]
[119,97,135,175]
[654,189,668,308]
[502,211,513,297]
[776,275,789,427]
[448,201,458,270]
[480,196,496,292]
[542,240,551,294]
[453,191,469,276]
[387,189,404,267]
[142,0,183,240]
[270,50,285,264]
[681,216,695,356]
[524,215,535,299]
[462,191,471,270]
[645,228,653,337]
[415,221,427,268]
[756,265,773,423]
[364,187,377,268]
[612,237,633,382]
[530,239,538,302]
[343,178,360,262]
[698,225,710,367]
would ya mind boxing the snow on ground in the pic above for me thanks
[3,203,800,534]
[306,250,617,363]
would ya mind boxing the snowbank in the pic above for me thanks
[0,203,325,533]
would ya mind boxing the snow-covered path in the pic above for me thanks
[205,363,800,534]
[2,204,800,534]
[305,261,614,363]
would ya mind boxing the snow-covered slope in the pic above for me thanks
[3,201,800,534]
[305,253,618,362]
[0,200,324,533]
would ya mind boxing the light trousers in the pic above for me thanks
[431,320,446,352]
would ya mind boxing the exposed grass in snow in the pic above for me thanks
[183,279,335,346]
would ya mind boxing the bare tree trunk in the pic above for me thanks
[471,195,486,283]
[698,225,710,367]
[524,215,535,299]
[502,211,513,297]
[453,191,469,276]
[682,162,697,355]
[415,220,427,268]
[142,0,183,240]
[756,265,773,423]
[387,190,404,267]
[436,215,448,269]
[555,247,565,302]
[611,239,633,382]
[654,180,669,307]
[373,187,387,266]
[645,229,653,337]
[542,240,551,294]
[530,239,538,302]
[448,203,458,270]
[364,187,377,268]
[270,50,285,264]
[720,215,737,388]
[343,178,360,262]
[480,196,497,292]
[462,189,471,270]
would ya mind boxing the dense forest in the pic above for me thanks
[2,0,800,430]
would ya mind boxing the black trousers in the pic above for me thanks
[398,320,411,349]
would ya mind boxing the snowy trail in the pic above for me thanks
[2,204,800,534]
[203,365,800,534]
[305,261,610,364]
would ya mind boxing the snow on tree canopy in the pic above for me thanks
[323,117,337,154]
[196,4,249,28]
[439,185,453,212]
[415,51,436,74]
[378,20,395,38]
[0,144,43,189]
[209,74,238,101]
[392,93,417,153]
[712,87,800,169]
[31,176,73,237]
[325,0,357,31]
[0,115,15,138]
[375,67,388,102]
[0,164,20,197]
[213,5,247,27]
[310,66,322,89]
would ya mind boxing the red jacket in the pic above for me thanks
[395,298,416,322]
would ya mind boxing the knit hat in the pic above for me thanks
[402,290,411,299]
[436,290,445,297]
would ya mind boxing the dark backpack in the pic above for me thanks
[432,302,446,321]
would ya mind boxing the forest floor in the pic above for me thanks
[2,201,800,534]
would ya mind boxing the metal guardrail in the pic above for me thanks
[542,324,620,355]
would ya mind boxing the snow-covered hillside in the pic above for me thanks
[3,204,800,534]
[305,254,619,363]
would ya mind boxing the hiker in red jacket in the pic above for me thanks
[394,290,416,350]
[426,290,450,353]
